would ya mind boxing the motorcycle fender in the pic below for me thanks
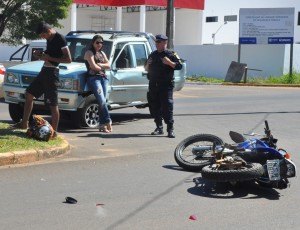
[285,159,296,178]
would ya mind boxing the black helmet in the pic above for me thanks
[35,124,52,141]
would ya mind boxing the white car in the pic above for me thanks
[0,64,6,98]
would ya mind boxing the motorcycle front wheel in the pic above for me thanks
[201,163,264,182]
[174,134,224,172]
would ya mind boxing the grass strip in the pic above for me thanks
[0,122,63,154]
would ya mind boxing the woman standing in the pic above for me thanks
[84,35,112,133]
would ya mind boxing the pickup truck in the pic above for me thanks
[3,31,186,128]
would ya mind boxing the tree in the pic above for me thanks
[0,0,72,44]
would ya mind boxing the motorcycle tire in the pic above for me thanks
[201,163,264,182]
[174,134,224,172]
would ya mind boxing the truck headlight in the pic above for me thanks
[59,79,80,90]
[59,79,73,89]
[6,73,20,84]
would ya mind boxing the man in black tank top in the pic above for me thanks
[13,22,72,137]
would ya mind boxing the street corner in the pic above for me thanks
[0,138,70,167]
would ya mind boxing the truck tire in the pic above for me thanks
[72,98,99,128]
[9,103,23,123]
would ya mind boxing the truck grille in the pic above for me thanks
[22,75,36,85]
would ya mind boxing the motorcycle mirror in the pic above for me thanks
[229,131,246,143]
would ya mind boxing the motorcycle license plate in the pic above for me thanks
[267,159,280,181]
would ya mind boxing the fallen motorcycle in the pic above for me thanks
[174,121,296,189]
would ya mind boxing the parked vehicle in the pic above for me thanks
[0,64,6,98]
[3,30,186,128]
[174,121,296,189]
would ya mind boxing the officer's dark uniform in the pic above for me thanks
[146,35,182,138]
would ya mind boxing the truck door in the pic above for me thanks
[109,42,149,104]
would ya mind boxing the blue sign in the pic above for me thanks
[239,37,257,44]
[268,37,294,44]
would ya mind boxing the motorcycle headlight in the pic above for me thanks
[6,73,20,84]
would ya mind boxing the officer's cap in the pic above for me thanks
[155,34,168,41]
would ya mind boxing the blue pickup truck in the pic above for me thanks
[3,31,186,128]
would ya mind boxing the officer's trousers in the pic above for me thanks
[148,81,174,131]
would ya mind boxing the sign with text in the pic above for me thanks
[239,8,295,44]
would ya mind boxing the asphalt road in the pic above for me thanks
[0,84,300,230]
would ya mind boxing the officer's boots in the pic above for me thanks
[167,124,175,138]
[151,123,164,135]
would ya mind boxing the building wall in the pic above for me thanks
[56,1,300,45]
[57,7,203,45]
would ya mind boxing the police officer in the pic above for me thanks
[145,34,182,138]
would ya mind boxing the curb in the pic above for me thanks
[221,82,300,87]
[0,139,70,167]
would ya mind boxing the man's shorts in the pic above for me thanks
[26,67,60,106]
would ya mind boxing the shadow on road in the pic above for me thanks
[57,112,151,134]
[162,164,189,171]
[174,111,300,117]
[187,176,281,200]
[77,132,159,139]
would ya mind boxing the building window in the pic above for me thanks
[206,16,218,23]
[224,15,237,22]
[298,12,300,25]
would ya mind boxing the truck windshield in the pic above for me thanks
[67,38,112,63]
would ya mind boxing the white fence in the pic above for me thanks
[175,44,300,78]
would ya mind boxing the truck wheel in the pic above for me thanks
[9,103,23,123]
[72,98,99,128]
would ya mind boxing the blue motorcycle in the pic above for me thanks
[174,121,296,189]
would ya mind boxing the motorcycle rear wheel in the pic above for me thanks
[201,163,264,182]
[174,134,224,172]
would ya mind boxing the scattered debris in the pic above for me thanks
[65,196,77,204]
[96,203,106,218]
[189,215,197,221]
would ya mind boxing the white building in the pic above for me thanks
[57,0,300,45]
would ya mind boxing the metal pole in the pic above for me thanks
[289,43,294,79]
[244,67,248,83]
[238,43,241,63]
[166,0,174,49]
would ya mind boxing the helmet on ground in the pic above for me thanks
[35,124,52,141]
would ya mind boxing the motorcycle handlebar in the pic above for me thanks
[265,120,269,131]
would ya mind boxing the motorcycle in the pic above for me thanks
[174,121,296,189]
